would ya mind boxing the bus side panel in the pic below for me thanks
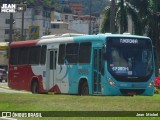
[8,65,29,90]
[8,65,18,89]
[55,64,69,94]
[31,66,47,92]
[8,65,46,92]
[66,64,92,94]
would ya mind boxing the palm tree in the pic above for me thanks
[116,0,128,33]
[101,6,111,33]
[101,0,138,34]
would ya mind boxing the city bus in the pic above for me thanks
[8,33,155,95]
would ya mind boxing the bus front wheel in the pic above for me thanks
[31,81,39,94]
[80,82,89,95]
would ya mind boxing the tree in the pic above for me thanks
[101,0,138,34]
[101,7,110,33]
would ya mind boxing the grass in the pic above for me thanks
[0,93,160,111]
[0,92,160,120]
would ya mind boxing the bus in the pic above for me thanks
[8,33,155,95]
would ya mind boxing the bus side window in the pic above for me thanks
[58,44,65,65]
[79,42,91,64]
[19,47,29,65]
[66,43,79,64]
[29,46,41,65]
[40,45,47,65]
[10,48,19,65]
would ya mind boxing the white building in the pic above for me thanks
[68,15,99,34]
[14,5,51,40]
[0,4,52,42]
[0,13,15,42]
[50,12,80,34]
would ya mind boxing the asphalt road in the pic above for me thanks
[0,82,30,93]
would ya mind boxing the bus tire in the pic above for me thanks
[80,81,89,95]
[31,81,39,94]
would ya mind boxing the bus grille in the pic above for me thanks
[120,89,145,95]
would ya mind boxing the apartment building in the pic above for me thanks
[0,4,52,42]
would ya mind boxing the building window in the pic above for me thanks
[51,24,60,29]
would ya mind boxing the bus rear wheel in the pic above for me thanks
[31,81,39,94]
[80,82,89,95]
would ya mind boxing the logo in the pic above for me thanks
[1,4,16,13]
[2,112,12,117]
[0,4,27,13]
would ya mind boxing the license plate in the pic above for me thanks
[132,84,146,88]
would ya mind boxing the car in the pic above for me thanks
[0,69,7,82]
[154,77,160,89]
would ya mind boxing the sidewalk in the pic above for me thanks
[0,82,30,93]
[0,117,17,120]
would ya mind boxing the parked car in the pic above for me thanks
[0,69,7,82]
[154,77,160,89]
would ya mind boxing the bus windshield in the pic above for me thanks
[107,37,153,81]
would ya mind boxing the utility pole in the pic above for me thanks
[9,13,13,42]
[89,0,92,35]
[110,0,115,33]
[21,0,24,40]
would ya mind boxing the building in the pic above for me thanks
[63,13,100,34]
[14,5,52,40]
[68,3,83,15]
[50,11,80,35]
[0,4,52,42]
[66,14,99,34]
[0,13,15,42]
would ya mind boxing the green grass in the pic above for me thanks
[0,93,160,111]
[0,92,160,120]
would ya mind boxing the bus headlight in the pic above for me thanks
[148,81,154,87]
[108,77,116,86]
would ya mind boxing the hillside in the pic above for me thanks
[80,0,110,15]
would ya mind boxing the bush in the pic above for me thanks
[154,87,159,94]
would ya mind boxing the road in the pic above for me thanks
[0,82,30,93]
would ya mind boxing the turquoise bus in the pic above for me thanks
[8,33,155,95]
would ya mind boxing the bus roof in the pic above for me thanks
[10,40,39,47]
[10,34,151,47]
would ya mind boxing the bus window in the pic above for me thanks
[10,48,19,65]
[29,46,41,65]
[58,44,65,65]
[40,45,47,65]
[19,47,29,65]
[66,43,79,64]
[79,42,91,64]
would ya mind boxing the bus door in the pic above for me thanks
[93,48,102,94]
[46,49,57,90]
